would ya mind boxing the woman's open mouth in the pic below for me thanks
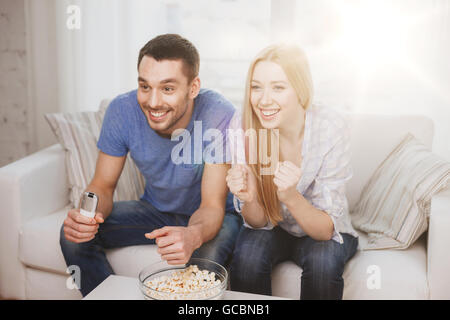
[259,108,280,121]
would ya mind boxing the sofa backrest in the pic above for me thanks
[99,99,435,213]
[345,113,434,211]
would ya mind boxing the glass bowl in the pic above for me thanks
[138,258,227,300]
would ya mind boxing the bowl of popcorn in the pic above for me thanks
[138,258,227,300]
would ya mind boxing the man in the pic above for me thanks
[60,34,241,297]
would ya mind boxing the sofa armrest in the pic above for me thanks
[427,187,450,299]
[0,144,69,221]
[0,143,69,299]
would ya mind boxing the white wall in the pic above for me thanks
[25,0,59,153]
[1,0,449,167]
[0,0,61,168]
[291,0,450,161]
[0,0,31,167]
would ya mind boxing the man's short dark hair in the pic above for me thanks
[138,34,200,81]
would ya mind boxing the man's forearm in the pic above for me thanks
[188,206,225,249]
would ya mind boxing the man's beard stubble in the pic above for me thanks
[146,92,191,138]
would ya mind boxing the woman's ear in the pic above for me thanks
[189,76,201,99]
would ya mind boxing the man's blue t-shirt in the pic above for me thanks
[97,88,236,215]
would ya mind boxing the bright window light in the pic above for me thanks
[334,1,413,70]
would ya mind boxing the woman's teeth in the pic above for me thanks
[261,109,279,116]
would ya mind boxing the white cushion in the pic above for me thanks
[271,232,428,300]
[20,209,428,299]
[19,208,69,274]
[19,209,162,277]
[342,233,428,299]
[25,267,82,300]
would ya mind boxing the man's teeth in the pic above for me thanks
[150,111,167,117]
[261,109,279,116]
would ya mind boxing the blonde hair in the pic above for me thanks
[242,44,313,225]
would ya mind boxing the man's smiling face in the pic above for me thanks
[137,56,199,137]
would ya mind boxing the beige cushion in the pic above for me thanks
[351,133,450,250]
[346,113,434,211]
[44,99,145,208]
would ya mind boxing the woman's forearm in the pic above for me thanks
[241,198,269,228]
[284,194,334,241]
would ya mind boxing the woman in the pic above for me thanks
[226,44,359,300]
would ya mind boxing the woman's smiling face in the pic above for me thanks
[250,60,301,130]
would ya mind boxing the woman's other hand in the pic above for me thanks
[274,160,302,204]
[226,164,258,203]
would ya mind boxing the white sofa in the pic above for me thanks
[1,111,450,300]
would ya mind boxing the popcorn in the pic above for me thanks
[143,265,223,300]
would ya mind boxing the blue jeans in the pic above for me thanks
[230,226,358,300]
[60,199,242,297]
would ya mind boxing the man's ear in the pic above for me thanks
[189,76,201,99]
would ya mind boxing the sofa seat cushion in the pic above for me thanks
[271,233,429,299]
[19,208,162,278]
[20,209,429,299]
